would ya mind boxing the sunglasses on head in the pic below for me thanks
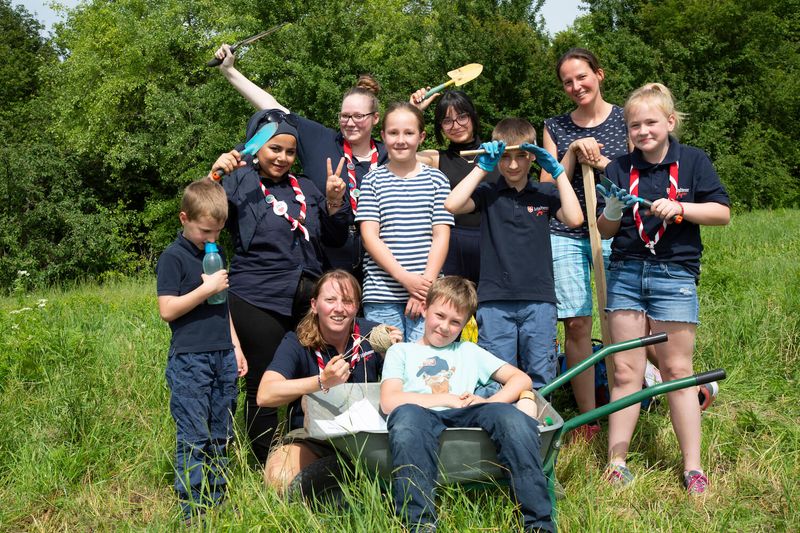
[261,109,299,128]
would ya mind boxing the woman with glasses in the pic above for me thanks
[208,110,349,464]
[213,45,388,276]
[409,89,500,285]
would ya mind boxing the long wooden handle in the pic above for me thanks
[582,163,614,386]
[459,144,522,157]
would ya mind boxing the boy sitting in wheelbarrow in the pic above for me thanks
[380,276,554,533]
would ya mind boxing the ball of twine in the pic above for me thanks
[367,324,395,354]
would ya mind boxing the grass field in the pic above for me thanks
[1,209,798,532]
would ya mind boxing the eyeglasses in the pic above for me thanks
[339,112,376,124]
[263,109,299,127]
[441,112,471,129]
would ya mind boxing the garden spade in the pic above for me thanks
[212,122,278,181]
[422,63,484,100]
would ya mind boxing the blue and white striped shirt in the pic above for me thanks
[355,164,454,302]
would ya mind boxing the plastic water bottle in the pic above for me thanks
[203,242,226,305]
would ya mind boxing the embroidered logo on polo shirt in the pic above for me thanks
[675,187,690,199]
[528,205,548,216]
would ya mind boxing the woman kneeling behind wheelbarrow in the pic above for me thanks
[256,270,401,491]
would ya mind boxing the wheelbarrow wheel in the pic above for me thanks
[286,454,352,507]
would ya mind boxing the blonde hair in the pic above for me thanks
[425,276,478,318]
[296,270,362,349]
[624,82,686,131]
[492,117,537,146]
[181,179,227,222]
[342,74,381,114]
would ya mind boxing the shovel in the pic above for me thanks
[212,122,278,181]
[423,63,484,100]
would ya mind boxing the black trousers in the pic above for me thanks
[228,276,315,464]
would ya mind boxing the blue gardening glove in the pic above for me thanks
[477,140,505,172]
[519,142,564,179]
[596,182,636,221]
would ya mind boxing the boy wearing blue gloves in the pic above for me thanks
[444,118,583,389]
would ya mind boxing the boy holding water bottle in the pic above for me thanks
[156,179,247,521]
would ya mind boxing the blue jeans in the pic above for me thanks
[388,403,553,532]
[476,301,558,389]
[165,349,238,517]
[606,259,699,323]
[363,302,425,342]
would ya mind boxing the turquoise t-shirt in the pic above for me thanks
[382,341,505,407]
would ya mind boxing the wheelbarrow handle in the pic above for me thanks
[695,368,726,385]
[543,368,727,469]
[539,333,669,396]
[639,332,668,347]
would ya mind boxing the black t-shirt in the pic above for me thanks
[266,318,384,430]
[156,232,233,354]
[438,138,500,227]
[471,178,562,303]
[602,137,730,276]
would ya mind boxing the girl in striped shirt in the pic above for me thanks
[356,103,454,341]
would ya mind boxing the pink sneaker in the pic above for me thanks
[684,470,709,495]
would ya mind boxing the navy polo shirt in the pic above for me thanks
[471,178,562,303]
[156,232,233,354]
[223,166,350,315]
[267,318,384,430]
[602,137,730,276]
[293,114,389,205]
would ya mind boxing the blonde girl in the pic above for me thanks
[597,83,730,493]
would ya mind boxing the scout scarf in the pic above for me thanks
[342,140,379,216]
[630,162,678,255]
[260,174,309,241]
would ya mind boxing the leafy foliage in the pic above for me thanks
[2,0,799,289]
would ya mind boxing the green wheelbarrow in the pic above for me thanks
[292,333,726,513]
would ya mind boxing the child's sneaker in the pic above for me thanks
[698,381,719,411]
[684,470,709,495]
[604,463,634,486]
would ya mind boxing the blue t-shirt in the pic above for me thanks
[355,164,454,303]
[382,341,505,410]
[223,166,349,315]
[544,105,628,238]
[601,137,730,276]
[470,178,562,303]
[267,318,384,430]
[156,232,233,354]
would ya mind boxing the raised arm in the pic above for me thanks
[215,44,289,113]
[444,140,503,214]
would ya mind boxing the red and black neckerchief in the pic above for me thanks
[342,140,379,216]
[629,161,678,255]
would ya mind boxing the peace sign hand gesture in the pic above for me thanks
[326,157,347,213]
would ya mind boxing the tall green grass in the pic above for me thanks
[1,210,798,531]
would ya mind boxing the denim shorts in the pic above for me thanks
[363,302,425,343]
[605,259,699,324]
[550,234,612,319]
